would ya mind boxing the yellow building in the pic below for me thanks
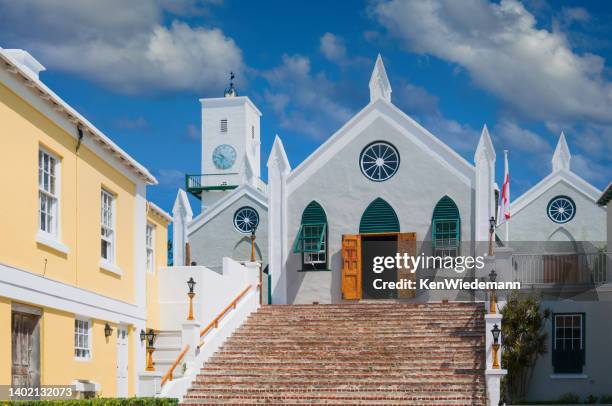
[0,48,170,397]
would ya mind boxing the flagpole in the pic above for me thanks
[504,150,509,242]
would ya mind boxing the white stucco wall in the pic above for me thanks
[189,194,268,270]
[526,300,612,401]
[284,115,475,304]
[501,180,605,247]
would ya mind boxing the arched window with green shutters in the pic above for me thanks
[292,201,328,271]
[431,196,460,256]
[359,198,400,234]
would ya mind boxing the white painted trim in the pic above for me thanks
[74,316,93,361]
[511,170,603,217]
[0,262,145,324]
[99,259,123,276]
[200,96,262,117]
[11,302,42,315]
[0,52,156,184]
[286,99,474,194]
[148,201,172,223]
[38,145,62,239]
[35,231,70,255]
[549,374,588,380]
[71,379,101,393]
[188,184,267,235]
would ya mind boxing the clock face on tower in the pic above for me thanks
[212,144,237,169]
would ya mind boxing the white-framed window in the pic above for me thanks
[38,148,60,236]
[101,189,115,262]
[146,223,155,274]
[74,317,91,360]
[554,314,583,351]
[220,119,228,133]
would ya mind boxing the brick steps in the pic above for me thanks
[182,302,486,405]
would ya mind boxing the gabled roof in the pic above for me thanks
[285,98,475,193]
[597,183,612,206]
[187,184,267,235]
[511,169,602,215]
[0,48,157,184]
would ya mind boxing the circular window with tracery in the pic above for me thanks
[547,196,576,224]
[359,141,400,182]
[233,206,259,233]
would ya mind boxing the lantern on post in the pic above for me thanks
[488,216,496,256]
[491,324,501,369]
[145,329,157,371]
[139,329,146,342]
[187,277,196,321]
[489,269,497,314]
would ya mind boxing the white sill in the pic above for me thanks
[74,355,92,363]
[36,232,70,255]
[550,374,588,379]
[99,259,122,276]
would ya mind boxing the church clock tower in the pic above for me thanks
[196,75,263,211]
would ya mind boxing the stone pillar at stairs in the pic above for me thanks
[181,321,201,365]
[485,313,507,406]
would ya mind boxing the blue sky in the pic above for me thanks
[1,0,611,216]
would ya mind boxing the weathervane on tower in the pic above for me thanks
[224,71,237,97]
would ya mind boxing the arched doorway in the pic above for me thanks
[359,198,400,299]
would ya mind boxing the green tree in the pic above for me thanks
[501,291,550,402]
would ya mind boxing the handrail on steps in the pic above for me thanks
[161,344,190,387]
[197,285,252,349]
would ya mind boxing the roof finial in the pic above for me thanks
[224,71,237,97]
[369,54,392,103]
[552,131,571,172]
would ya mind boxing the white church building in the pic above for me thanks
[172,55,611,401]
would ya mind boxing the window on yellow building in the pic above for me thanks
[101,189,115,262]
[146,223,155,273]
[38,148,59,236]
[74,318,91,360]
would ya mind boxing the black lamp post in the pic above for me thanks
[145,329,157,371]
[104,323,113,338]
[139,329,146,342]
[491,323,501,369]
[187,277,196,321]
[488,216,496,256]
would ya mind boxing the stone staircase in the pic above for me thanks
[182,302,487,405]
[155,330,186,380]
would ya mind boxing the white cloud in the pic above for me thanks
[320,33,348,64]
[0,0,244,95]
[494,120,551,154]
[263,54,354,139]
[372,0,612,125]
[319,33,370,68]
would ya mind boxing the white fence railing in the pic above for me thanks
[512,252,609,285]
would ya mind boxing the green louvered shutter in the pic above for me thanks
[359,198,400,233]
[302,201,327,224]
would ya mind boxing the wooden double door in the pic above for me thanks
[342,233,416,300]
[11,310,41,388]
